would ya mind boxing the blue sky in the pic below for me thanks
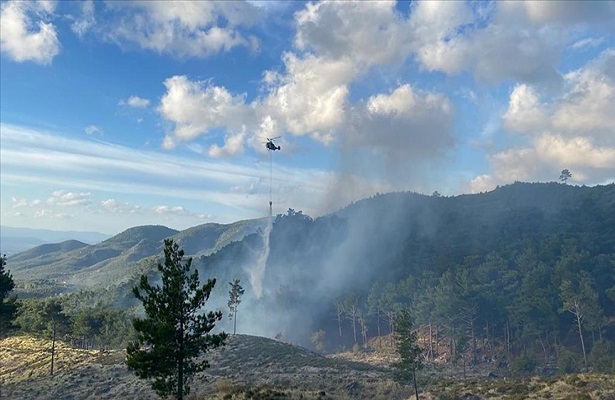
[1,1,614,235]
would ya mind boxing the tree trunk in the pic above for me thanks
[506,321,511,355]
[351,310,357,345]
[435,325,439,356]
[178,315,184,400]
[538,334,547,362]
[574,303,588,371]
[471,319,477,365]
[413,370,419,400]
[50,324,56,376]
[428,321,433,361]
[376,309,382,349]
[233,311,237,335]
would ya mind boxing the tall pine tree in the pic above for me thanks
[228,279,245,335]
[126,239,226,400]
[392,308,423,400]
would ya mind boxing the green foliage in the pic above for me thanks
[311,330,325,353]
[511,353,538,375]
[557,346,579,374]
[560,169,572,184]
[126,239,227,399]
[0,254,18,336]
[41,299,71,339]
[228,278,245,335]
[392,308,423,384]
[588,340,615,373]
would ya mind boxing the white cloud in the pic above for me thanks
[34,209,71,219]
[409,1,607,89]
[552,50,615,139]
[347,84,453,155]
[84,125,103,135]
[473,50,615,191]
[153,205,194,216]
[471,134,615,192]
[0,123,335,225]
[517,1,615,26]
[119,95,150,109]
[11,197,29,208]
[502,84,549,134]
[294,1,413,68]
[571,37,606,51]
[158,75,253,152]
[104,1,259,58]
[208,128,247,158]
[502,49,615,140]
[0,1,60,65]
[260,53,354,143]
[71,0,95,39]
[47,190,92,207]
[100,199,139,214]
[536,135,615,169]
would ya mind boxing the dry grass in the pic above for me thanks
[2,335,615,400]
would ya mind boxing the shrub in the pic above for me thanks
[588,340,615,373]
[557,346,579,374]
[511,353,537,375]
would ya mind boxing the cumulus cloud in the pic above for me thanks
[260,54,354,143]
[159,75,253,152]
[347,84,453,156]
[208,128,247,158]
[119,95,150,109]
[502,49,615,140]
[517,1,615,26]
[471,49,615,191]
[100,199,140,214]
[294,1,412,68]
[0,1,60,64]
[154,205,186,215]
[408,1,615,90]
[552,50,615,139]
[502,84,549,134]
[103,1,258,58]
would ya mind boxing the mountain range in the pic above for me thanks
[0,226,110,256]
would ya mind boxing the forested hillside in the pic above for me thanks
[197,182,615,372]
[4,182,615,375]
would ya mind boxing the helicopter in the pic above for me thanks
[265,136,281,151]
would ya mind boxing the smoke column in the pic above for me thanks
[246,216,272,299]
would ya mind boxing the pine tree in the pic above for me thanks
[228,278,245,335]
[126,239,227,400]
[0,254,18,337]
[43,299,70,376]
[392,308,423,400]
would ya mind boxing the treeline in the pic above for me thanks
[328,235,615,374]
[14,297,135,350]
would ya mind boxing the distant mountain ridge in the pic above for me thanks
[1,226,110,255]
[8,219,267,291]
